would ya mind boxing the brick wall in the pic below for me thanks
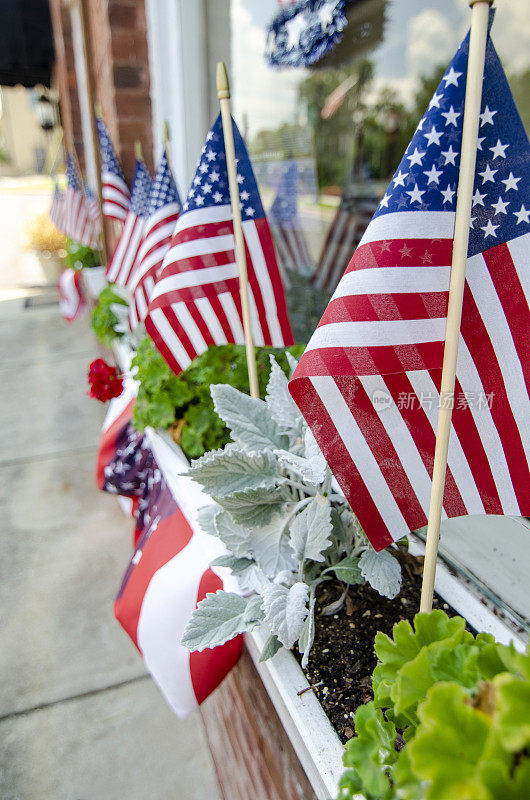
[49,0,153,186]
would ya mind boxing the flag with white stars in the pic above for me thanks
[269,160,314,278]
[106,158,152,288]
[96,117,131,225]
[146,113,293,375]
[128,150,182,330]
[290,24,530,552]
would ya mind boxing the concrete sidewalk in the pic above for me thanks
[0,287,220,793]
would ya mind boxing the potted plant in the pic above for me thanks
[24,212,66,284]
[91,285,129,348]
[339,609,530,800]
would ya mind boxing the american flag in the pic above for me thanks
[64,156,93,246]
[84,183,102,249]
[58,267,86,322]
[50,181,66,232]
[314,169,380,295]
[128,150,181,330]
[269,160,314,277]
[290,28,530,552]
[106,158,152,288]
[145,113,294,375]
[96,117,131,224]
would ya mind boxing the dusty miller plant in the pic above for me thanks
[181,355,402,666]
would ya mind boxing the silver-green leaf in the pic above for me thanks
[197,504,221,538]
[211,384,288,451]
[359,548,402,599]
[331,555,364,585]
[189,449,280,497]
[259,634,283,662]
[289,496,332,563]
[213,485,288,528]
[298,594,316,668]
[265,355,303,432]
[213,510,252,557]
[262,581,309,649]
[181,591,261,651]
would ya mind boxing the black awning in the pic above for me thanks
[0,0,54,88]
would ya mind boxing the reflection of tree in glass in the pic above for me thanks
[508,68,530,136]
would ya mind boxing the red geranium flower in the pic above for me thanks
[88,358,123,402]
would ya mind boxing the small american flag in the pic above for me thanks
[50,181,66,233]
[106,159,152,288]
[64,156,93,246]
[269,160,314,277]
[290,27,530,552]
[145,113,293,374]
[96,117,131,224]
[128,150,181,330]
[314,169,380,295]
[84,183,102,250]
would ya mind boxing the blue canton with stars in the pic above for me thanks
[129,159,152,217]
[375,22,530,258]
[147,150,181,216]
[182,113,265,221]
[66,155,80,190]
[96,117,127,182]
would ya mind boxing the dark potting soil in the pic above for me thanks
[295,552,455,744]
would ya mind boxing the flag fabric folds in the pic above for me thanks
[289,29,530,552]
[50,181,66,232]
[269,160,314,277]
[96,117,131,224]
[114,430,242,718]
[58,267,86,322]
[145,113,294,375]
[64,156,94,246]
[128,150,181,330]
[106,159,152,288]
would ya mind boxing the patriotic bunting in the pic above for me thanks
[289,27,530,551]
[145,112,293,375]
[128,150,181,330]
[96,117,131,224]
[106,159,152,288]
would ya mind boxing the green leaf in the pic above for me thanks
[213,485,288,528]
[211,383,288,451]
[261,581,309,648]
[495,672,530,752]
[247,520,296,576]
[209,554,254,572]
[213,510,252,557]
[342,702,397,799]
[289,495,332,563]
[181,591,262,651]
[431,643,481,689]
[408,683,496,799]
[259,634,283,662]
[197,504,221,538]
[359,548,401,599]
[298,594,316,668]
[331,555,364,585]
[188,449,280,496]
[265,355,302,431]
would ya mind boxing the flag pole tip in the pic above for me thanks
[134,140,143,160]
[469,0,493,6]
[163,120,170,144]
[94,102,103,118]
[216,62,230,100]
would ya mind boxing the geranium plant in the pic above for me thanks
[88,358,123,402]
[131,338,304,458]
[339,609,530,800]
[91,286,129,348]
[181,355,403,665]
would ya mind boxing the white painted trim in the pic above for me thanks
[69,2,97,191]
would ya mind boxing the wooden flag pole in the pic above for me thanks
[420,0,492,613]
[163,120,171,162]
[134,140,143,161]
[216,61,260,399]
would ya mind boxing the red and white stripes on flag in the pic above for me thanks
[146,206,294,373]
[96,117,131,225]
[128,151,181,330]
[114,430,242,717]
[106,159,152,288]
[145,112,293,375]
[58,268,86,322]
[50,184,66,232]
[290,29,530,552]
[314,193,379,295]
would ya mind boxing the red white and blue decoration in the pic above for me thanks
[290,24,530,551]
[265,0,352,68]
[96,117,131,225]
[269,159,314,276]
[145,112,293,376]
[58,267,86,322]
